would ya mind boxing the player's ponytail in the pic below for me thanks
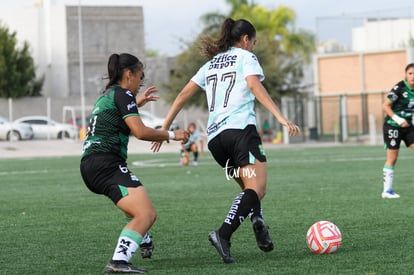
[217,18,236,52]
[105,53,143,90]
[106,53,120,89]
[200,18,256,59]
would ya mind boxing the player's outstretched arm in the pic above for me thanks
[246,75,301,136]
[151,81,200,152]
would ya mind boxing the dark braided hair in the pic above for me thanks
[105,53,143,89]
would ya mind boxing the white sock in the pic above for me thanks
[383,166,394,192]
[112,229,142,262]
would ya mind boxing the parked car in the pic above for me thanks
[67,116,90,130]
[139,110,180,130]
[0,116,34,141]
[67,110,179,131]
[14,116,78,139]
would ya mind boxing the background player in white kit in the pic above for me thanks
[180,122,203,166]
[152,18,300,263]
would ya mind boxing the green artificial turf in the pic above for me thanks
[0,145,413,274]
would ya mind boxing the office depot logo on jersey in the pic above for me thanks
[208,54,237,69]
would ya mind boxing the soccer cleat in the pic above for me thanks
[139,241,154,259]
[208,230,235,264]
[381,190,400,199]
[103,260,147,273]
[252,216,274,252]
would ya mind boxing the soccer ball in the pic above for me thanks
[306,221,342,254]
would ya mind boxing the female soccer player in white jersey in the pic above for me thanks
[152,18,300,263]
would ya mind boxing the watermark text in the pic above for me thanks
[223,159,256,180]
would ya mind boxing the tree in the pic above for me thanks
[165,1,315,108]
[164,41,207,106]
[0,22,44,98]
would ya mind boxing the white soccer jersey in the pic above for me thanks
[191,46,264,142]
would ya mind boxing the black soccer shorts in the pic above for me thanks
[383,122,414,149]
[80,153,143,204]
[208,124,266,169]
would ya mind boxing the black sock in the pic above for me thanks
[193,152,199,161]
[218,189,259,240]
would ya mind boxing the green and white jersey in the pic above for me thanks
[81,85,139,160]
[191,47,264,142]
[385,80,414,127]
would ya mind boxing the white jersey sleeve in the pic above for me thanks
[191,47,264,142]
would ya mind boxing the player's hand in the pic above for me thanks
[151,130,189,152]
[283,120,301,136]
[174,129,189,144]
[137,86,160,107]
[400,120,410,128]
[151,141,163,152]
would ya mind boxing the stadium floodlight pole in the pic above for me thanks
[78,0,86,139]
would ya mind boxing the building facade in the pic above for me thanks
[1,3,152,122]
[314,17,414,142]
[65,6,145,97]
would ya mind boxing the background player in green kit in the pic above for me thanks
[152,18,300,264]
[80,53,188,273]
[382,63,414,199]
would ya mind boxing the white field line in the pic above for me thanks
[0,159,216,175]
[0,169,75,176]
[1,155,413,175]
[131,158,216,167]
[271,155,414,163]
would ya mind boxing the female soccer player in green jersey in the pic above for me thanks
[80,53,188,273]
[382,63,414,198]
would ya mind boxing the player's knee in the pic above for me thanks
[147,208,157,225]
[135,208,157,227]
